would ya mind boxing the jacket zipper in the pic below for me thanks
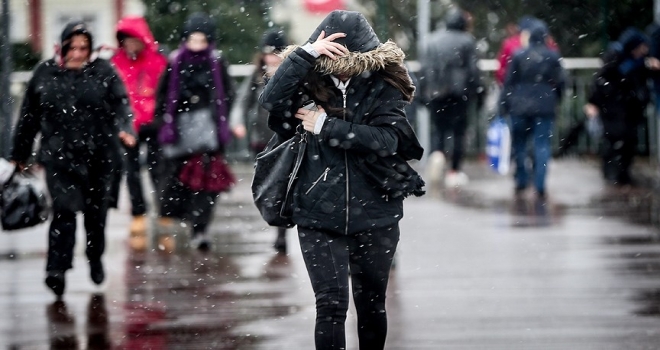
[305,167,330,195]
[341,88,349,235]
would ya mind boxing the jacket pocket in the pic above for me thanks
[305,167,331,195]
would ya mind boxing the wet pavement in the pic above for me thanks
[1,157,660,349]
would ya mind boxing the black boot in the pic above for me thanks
[89,260,104,285]
[45,270,66,296]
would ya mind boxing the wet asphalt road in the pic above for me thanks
[1,157,660,349]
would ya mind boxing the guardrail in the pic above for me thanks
[8,58,629,163]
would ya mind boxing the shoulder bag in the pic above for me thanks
[251,129,307,228]
[162,108,219,159]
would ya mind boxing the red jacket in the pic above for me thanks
[111,17,167,132]
[495,34,521,86]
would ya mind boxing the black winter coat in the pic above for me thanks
[11,58,134,212]
[501,37,564,117]
[260,44,424,235]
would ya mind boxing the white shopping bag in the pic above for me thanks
[486,117,511,175]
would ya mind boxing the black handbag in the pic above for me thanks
[1,171,50,231]
[251,130,307,228]
[162,108,219,159]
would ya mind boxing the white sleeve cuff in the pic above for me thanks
[302,43,320,58]
[313,112,327,134]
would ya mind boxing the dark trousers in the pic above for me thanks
[124,126,161,216]
[47,204,107,272]
[428,96,469,171]
[298,224,400,350]
[602,127,637,184]
[159,164,219,235]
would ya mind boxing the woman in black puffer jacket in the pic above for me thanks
[259,10,424,350]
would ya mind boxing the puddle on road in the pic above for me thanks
[112,248,301,349]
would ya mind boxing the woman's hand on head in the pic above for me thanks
[295,106,326,133]
[311,31,349,60]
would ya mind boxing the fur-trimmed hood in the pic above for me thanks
[279,40,406,76]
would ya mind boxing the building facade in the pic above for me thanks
[10,0,144,59]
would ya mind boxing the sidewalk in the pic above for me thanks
[1,157,660,349]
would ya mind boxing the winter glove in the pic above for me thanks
[158,122,177,145]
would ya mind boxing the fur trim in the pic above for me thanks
[280,40,406,75]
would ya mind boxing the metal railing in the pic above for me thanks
[7,58,628,163]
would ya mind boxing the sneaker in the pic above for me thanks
[191,232,211,252]
[426,151,446,184]
[89,259,104,285]
[445,171,469,188]
[45,270,66,296]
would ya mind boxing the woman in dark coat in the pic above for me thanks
[154,13,235,251]
[11,21,136,297]
[259,10,424,349]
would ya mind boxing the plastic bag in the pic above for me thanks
[486,116,511,175]
[1,172,50,231]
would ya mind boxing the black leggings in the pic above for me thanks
[298,225,400,350]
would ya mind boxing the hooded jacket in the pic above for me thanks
[111,17,167,132]
[259,10,424,235]
[501,25,565,117]
[418,9,481,102]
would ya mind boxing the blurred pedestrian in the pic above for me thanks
[500,22,565,199]
[230,28,290,253]
[155,12,235,252]
[259,10,425,349]
[495,16,559,87]
[111,16,167,251]
[419,7,483,188]
[10,21,136,297]
[584,28,660,185]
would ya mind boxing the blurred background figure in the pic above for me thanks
[155,12,235,252]
[495,16,560,87]
[584,28,660,185]
[230,28,290,254]
[500,21,565,199]
[111,16,167,251]
[11,21,136,297]
[419,7,483,188]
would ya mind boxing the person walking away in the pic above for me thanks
[111,16,167,251]
[259,10,425,349]
[230,28,290,253]
[10,21,136,297]
[495,16,560,87]
[419,8,483,188]
[500,22,564,199]
[584,28,660,185]
[155,12,235,252]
